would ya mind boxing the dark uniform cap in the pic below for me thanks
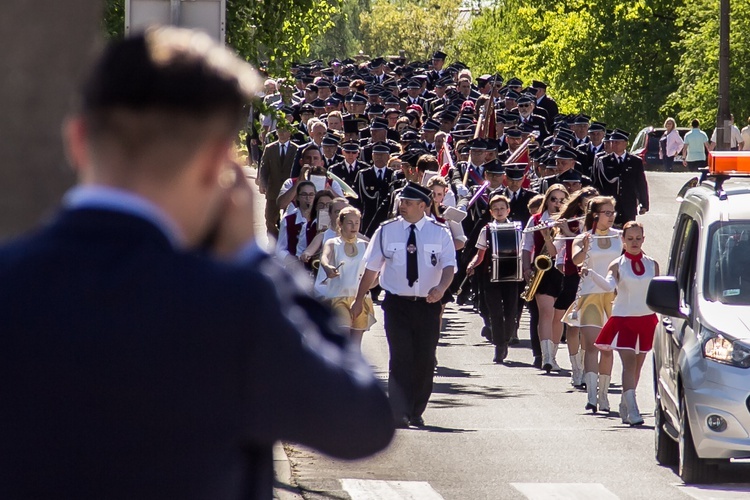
[452,129,474,141]
[369,57,386,68]
[406,79,421,89]
[477,74,493,85]
[432,50,447,60]
[370,118,389,130]
[436,76,454,88]
[440,110,458,122]
[484,138,500,150]
[531,80,548,90]
[384,107,400,116]
[456,117,475,129]
[518,122,536,134]
[329,58,342,66]
[367,104,386,115]
[401,182,432,204]
[311,98,326,109]
[573,113,591,125]
[413,74,429,84]
[322,134,340,146]
[342,141,360,152]
[350,93,368,104]
[551,136,571,148]
[305,83,319,92]
[588,121,607,132]
[317,79,332,87]
[516,95,533,105]
[372,142,391,154]
[400,129,419,142]
[557,169,584,183]
[505,128,523,139]
[280,105,295,115]
[610,129,629,141]
[399,150,420,166]
[507,77,523,87]
[482,159,505,174]
[378,90,393,99]
[556,129,576,141]
[468,138,489,150]
[505,166,526,180]
[505,90,520,100]
[555,147,579,160]
[300,103,315,114]
[422,119,441,132]
[324,96,341,106]
[384,95,401,105]
[335,79,350,88]
[343,118,360,134]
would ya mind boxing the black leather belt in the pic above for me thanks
[386,292,427,302]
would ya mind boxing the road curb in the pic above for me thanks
[273,442,304,500]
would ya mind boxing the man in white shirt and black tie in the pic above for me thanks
[352,182,456,428]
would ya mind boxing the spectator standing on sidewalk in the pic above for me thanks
[681,119,710,170]
[0,27,394,500]
[658,117,684,172]
[710,113,744,151]
[741,116,750,151]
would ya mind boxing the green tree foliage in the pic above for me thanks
[102,0,342,75]
[310,0,369,60]
[665,0,750,129]
[451,0,685,133]
[359,0,459,59]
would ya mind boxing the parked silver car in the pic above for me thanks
[647,169,750,483]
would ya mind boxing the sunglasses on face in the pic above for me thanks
[550,197,566,203]
[598,210,617,217]
[518,104,531,108]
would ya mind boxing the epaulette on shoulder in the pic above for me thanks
[380,217,400,227]
[429,218,448,228]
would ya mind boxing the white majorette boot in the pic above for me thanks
[619,397,628,424]
[541,339,553,373]
[569,352,583,386]
[623,389,644,425]
[584,372,598,412]
[549,342,562,372]
[597,374,611,412]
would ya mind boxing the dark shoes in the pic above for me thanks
[532,355,542,369]
[509,335,520,345]
[481,326,491,340]
[395,415,410,429]
[493,344,508,364]
[409,416,425,427]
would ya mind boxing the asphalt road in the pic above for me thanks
[256,171,750,500]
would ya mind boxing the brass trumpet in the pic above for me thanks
[520,254,553,302]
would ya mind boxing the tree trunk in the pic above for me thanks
[0,1,101,239]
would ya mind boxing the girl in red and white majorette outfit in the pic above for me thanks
[590,221,659,425]
[568,196,621,414]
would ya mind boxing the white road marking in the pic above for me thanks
[676,483,750,499]
[341,479,445,499]
[511,482,620,499]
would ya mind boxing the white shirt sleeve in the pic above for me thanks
[276,216,291,260]
[476,225,488,250]
[521,218,535,253]
[278,178,295,199]
[554,238,566,266]
[438,225,457,271]
[364,226,386,272]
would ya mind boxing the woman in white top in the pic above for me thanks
[320,207,375,348]
[591,222,659,425]
[569,196,622,413]
[659,117,684,172]
[301,197,350,297]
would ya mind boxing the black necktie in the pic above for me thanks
[280,144,286,162]
[407,224,418,287]
[377,169,383,181]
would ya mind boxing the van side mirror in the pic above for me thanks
[647,276,683,317]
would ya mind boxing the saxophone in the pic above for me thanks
[520,253,553,302]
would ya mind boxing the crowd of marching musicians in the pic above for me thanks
[256,51,656,428]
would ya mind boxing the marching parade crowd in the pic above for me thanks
[256,51,662,430]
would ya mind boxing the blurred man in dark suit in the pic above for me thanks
[259,126,298,237]
[0,27,393,500]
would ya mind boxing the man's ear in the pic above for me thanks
[62,115,89,175]
[196,138,233,188]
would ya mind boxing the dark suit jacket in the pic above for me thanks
[500,187,538,228]
[594,152,650,225]
[0,208,393,499]
[259,140,298,199]
[329,160,370,188]
[355,167,395,236]
[575,142,605,177]
[536,95,559,128]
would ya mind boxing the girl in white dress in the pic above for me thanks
[301,197,350,297]
[591,222,659,425]
[320,207,375,348]
[569,196,622,413]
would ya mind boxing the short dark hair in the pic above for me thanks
[691,119,700,128]
[80,27,260,175]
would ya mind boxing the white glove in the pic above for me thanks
[456,183,469,197]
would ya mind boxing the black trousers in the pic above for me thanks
[382,293,442,420]
[481,275,519,347]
